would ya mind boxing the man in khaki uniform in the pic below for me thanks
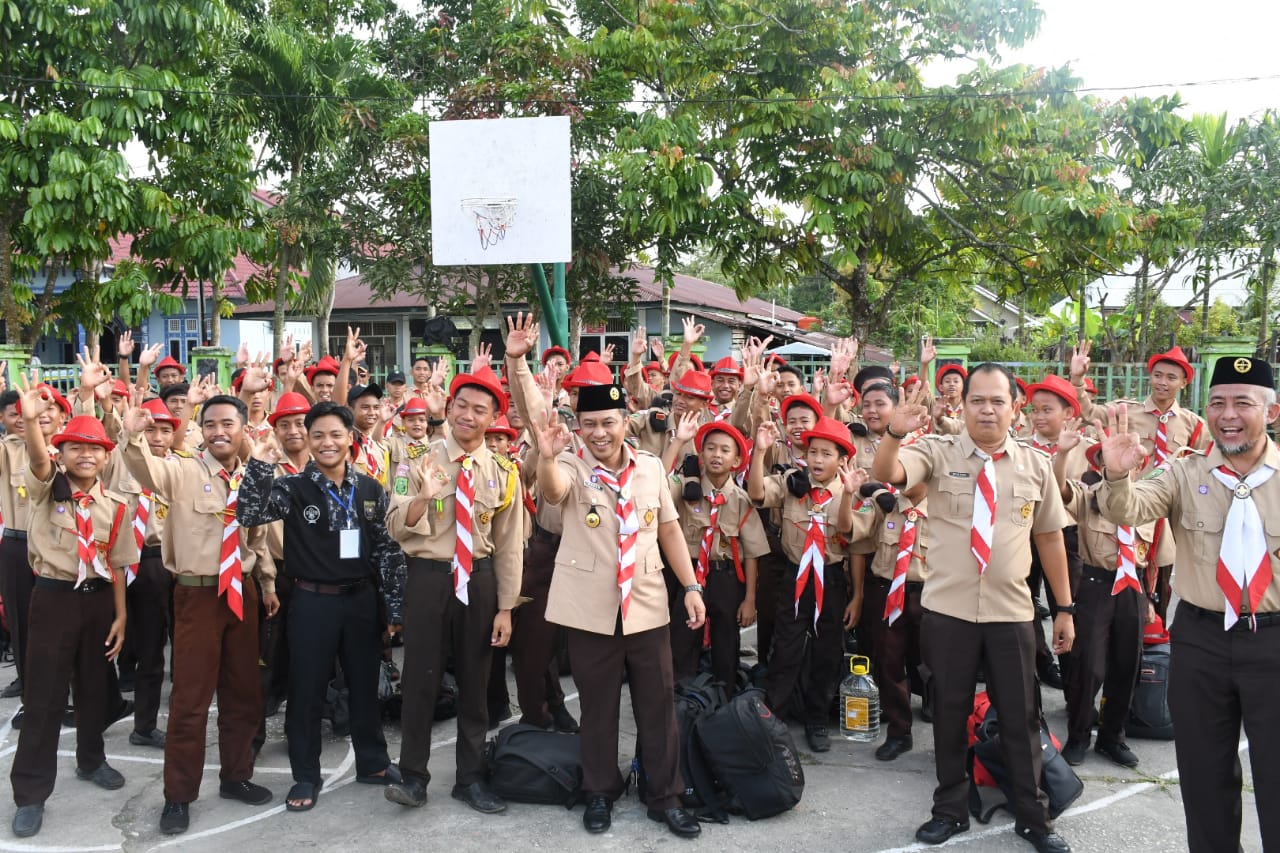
[1095,357,1280,853]
[873,363,1076,853]
[121,394,278,836]
[534,381,706,839]
[383,368,520,815]
[627,368,712,461]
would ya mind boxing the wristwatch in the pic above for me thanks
[684,583,705,594]
[1052,603,1077,616]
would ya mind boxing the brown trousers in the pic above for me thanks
[0,534,34,692]
[511,531,567,726]
[398,562,497,787]
[1063,565,1142,745]
[567,621,682,809]
[164,580,261,803]
[922,611,1051,834]
[862,577,924,739]
[10,582,115,806]
[129,552,172,734]
[1169,603,1280,853]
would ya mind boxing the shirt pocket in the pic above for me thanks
[1178,507,1223,565]
[50,502,76,545]
[937,476,974,518]
[192,492,227,536]
[1008,485,1039,528]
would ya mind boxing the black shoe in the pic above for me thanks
[130,729,166,749]
[384,779,428,808]
[647,807,701,838]
[1038,661,1064,690]
[62,708,76,728]
[107,699,135,728]
[355,764,403,785]
[1,678,21,699]
[915,817,970,845]
[118,673,136,694]
[550,704,580,733]
[1095,738,1138,768]
[12,804,42,838]
[487,704,512,729]
[218,780,272,806]
[805,724,831,753]
[159,801,189,836]
[76,762,125,790]
[583,795,612,833]
[875,735,913,761]
[9,709,21,730]
[1015,824,1072,852]
[1061,739,1087,766]
[451,781,507,814]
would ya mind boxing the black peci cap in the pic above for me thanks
[1209,356,1274,389]
[576,384,627,413]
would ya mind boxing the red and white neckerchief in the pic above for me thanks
[695,491,727,585]
[71,490,111,588]
[970,449,1005,574]
[217,469,244,620]
[127,489,151,586]
[354,432,383,481]
[1111,523,1143,595]
[453,452,476,604]
[588,447,640,619]
[795,487,834,631]
[1031,436,1058,456]
[885,500,924,626]
[943,402,963,419]
[1211,463,1276,630]
[1152,408,1173,464]
[712,405,732,423]
[280,460,301,475]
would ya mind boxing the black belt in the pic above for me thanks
[294,578,369,596]
[531,525,561,546]
[1181,601,1280,630]
[707,559,736,574]
[3,529,27,540]
[35,576,111,593]
[140,545,163,559]
[1081,563,1126,584]
[785,559,845,572]
[869,575,923,591]
[409,556,494,574]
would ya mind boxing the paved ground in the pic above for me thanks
[0,618,1263,853]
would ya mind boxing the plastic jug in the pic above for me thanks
[839,655,880,742]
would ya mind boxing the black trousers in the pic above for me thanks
[766,562,848,725]
[510,532,567,726]
[285,582,389,785]
[129,552,172,734]
[1169,604,1280,853]
[1152,563,1173,624]
[399,563,497,786]
[567,621,682,809]
[11,583,115,806]
[262,572,293,709]
[1033,527,1081,675]
[0,534,34,693]
[670,564,746,691]
[754,521,785,667]
[1063,565,1142,745]
[922,611,1051,834]
[863,577,924,739]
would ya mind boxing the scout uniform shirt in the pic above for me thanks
[386,434,522,611]
[120,434,276,594]
[102,448,169,554]
[626,409,700,461]
[0,434,34,533]
[1064,479,1156,573]
[543,446,677,636]
[671,475,770,576]
[869,493,930,584]
[1098,441,1280,614]
[388,432,431,474]
[25,474,139,582]
[753,470,875,565]
[1076,392,1208,467]
[352,431,390,488]
[898,432,1071,622]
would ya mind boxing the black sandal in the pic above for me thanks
[285,781,320,812]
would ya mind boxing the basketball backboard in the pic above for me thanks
[429,116,572,266]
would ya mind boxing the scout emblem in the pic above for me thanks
[1020,503,1033,519]
[905,508,920,523]
[1234,357,1252,373]
[478,511,492,525]
[585,507,601,528]
[644,509,655,525]
[1234,482,1253,500]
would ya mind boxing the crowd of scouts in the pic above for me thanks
[0,315,1275,853]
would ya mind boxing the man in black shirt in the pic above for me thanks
[238,402,407,811]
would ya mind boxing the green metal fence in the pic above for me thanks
[998,362,1204,411]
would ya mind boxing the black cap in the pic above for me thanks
[386,370,407,384]
[349,383,383,401]
[1210,356,1274,389]
[852,365,894,392]
[576,384,627,413]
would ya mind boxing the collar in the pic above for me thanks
[701,474,732,496]
[200,448,241,478]
[67,479,108,501]
[1144,396,1181,415]
[305,460,359,491]
[579,442,634,475]
[1205,439,1280,477]
[958,431,1018,459]
[443,433,490,466]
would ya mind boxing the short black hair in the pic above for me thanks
[412,355,432,366]
[200,394,248,425]
[305,401,355,432]
[861,381,899,404]
[776,363,804,381]
[159,382,190,402]
[0,390,19,412]
[962,362,1018,400]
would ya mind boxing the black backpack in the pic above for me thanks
[967,702,1083,823]
[635,672,726,807]
[688,688,805,822]
[1126,642,1174,740]
[484,723,583,807]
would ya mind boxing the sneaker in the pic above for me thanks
[1095,738,1138,768]
[130,729,167,749]
[805,724,831,753]
[159,801,188,835]
[1060,739,1087,766]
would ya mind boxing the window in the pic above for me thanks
[168,319,182,334]
[167,314,200,364]
[327,320,399,382]
[185,318,199,332]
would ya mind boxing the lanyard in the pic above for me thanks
[325,482,356,528]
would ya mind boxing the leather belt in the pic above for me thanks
[2,529,27,540]
[409,556,494,574]
[1181,601,1280,630]
[175,573,248,588]
[294,578,369,596]
[869,575,923,591]
[35,576,110,593]
[707,559,736,574]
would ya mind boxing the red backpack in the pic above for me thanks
[966,691,999,788]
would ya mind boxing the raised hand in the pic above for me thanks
[122,397,154,434]
[1098,405,1145,475]
[117,330,135,358]
[600,342,615,364]
[378,397,397,426]
[629,326,648,361]
[472,341,493,372]
[534,364,559,407]
[890,402,930,437]
[920,335,937,365]
[429,358,448,389]
[674,410,700,444]
[1058,417,1085,452]
[235,341,250,368]
[284,358,304,388]
[187,373,216,407]
[0,361,8,394]
[649,336,666,363]
[344,326,365,363]
[829,338,854,380]
[278,333,295,365]
[424,385,447,419]
[251,430,282,464]
[138,342,163,370]
[1069,338,1092,380]
[505,313,540,360]
[825,376,855,409]
[535,410,571,458]
[298,339,314,365]
[758,367,779,399]
[839,456,868,493]
[16,373,50,421]
[240,360,272,394]
[756,420,781,448]
[681,316,705,346]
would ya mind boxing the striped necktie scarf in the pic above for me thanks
[970,450,1005,574]
[217,469,244,620]
[795,487,833,631]
[1211,464,1275,630]
[71,490,111,588]
[453,453,475,604]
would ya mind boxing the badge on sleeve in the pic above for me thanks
[478,511,492,525]
[644,509,655,525]
[1020,503,1032,519]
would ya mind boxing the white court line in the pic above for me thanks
[49,751,338,775]
[871,738,1249,853]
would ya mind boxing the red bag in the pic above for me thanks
[1143,614,1170,645]
[967,692,998,788]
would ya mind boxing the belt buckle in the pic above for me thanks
[78,582,97,594]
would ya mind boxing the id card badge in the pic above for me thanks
[340,528,361,559]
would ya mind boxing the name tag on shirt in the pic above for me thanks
[340,528,360,559]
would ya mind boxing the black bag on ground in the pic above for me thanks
[634,672,726,807]
[967,702,1083,823]
[1125,642,1174,740]
[433,671,459,721]
[690,688,805,821]
[485,723,583,807]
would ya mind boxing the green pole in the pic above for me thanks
[528,263,569,349]
[552,262,569,346]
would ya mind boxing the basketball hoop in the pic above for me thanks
[460,197,518,250]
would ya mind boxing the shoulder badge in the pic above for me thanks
[1141,467,1167,480]
[393,476,408,496]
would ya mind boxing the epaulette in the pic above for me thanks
[171,449,194,459]
[494,454,516,473]
[102,486,132,505]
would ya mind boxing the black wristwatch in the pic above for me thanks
[1052,603,1077,616]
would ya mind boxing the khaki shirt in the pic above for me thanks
[1019,435,1092,484]
[120,432,275,594]
[868,493,930,583]
[353,433,390,488]
[1098,442,1280,614]
[103,446,167,548]
[1077,394,1208,466]
[26,474,138,582]
[386,434,522,610]
[626,411,694,461]
[754,471,874,564]
[900,432,1070,622]
[544,448,678,636]
[387,434,431,471]
[1065,479,1155,572]
[671,475,770,564]
[0,435,34,532]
